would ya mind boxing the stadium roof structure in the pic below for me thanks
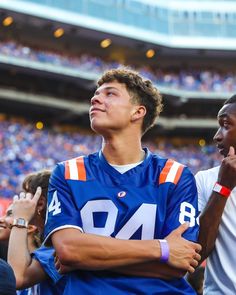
[1,0,236,50]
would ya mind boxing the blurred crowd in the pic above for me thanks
[0,40,236,93]
[0,117,221,200]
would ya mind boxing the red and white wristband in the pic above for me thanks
[213,182,232,198]
[158,239,169,262]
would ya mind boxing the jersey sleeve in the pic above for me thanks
[163,167,199,242]
[32,246,62,284]
[195,170,208,213]
[44,163,83,245]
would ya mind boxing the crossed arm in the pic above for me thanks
[52,223,201,279]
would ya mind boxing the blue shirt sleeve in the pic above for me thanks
[44,163,82,244]
[32,246,62,284]
[163,167,199,242]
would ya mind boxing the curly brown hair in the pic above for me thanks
[97,68,163,134]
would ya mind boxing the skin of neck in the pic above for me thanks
[101,130,144,165]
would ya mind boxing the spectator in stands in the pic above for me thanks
[0,114,220,200]
[7,170,66,295]
[0,258,16,295]
[1,39,236,93]
[196,94,236,294]
[44,68,201,294]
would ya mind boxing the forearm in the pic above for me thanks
[111,261,186,280]
[54,225,201,274]
[53,229,161,271]
[198,192,227,261]
[8,227,32,288]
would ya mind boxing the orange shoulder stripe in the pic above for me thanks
[65,160,70,179]
[173,164,184,185]
[159,159,175,184]
[76,157,87,181]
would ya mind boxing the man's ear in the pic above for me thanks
[131,106,146,122]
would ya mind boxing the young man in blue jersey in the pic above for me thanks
[44,68,201,294]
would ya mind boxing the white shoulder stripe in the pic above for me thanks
[68,158,79,180]
[165,161,182,183]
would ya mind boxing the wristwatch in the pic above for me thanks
[11,218,29,229]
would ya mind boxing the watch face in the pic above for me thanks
[13,218,28,228]
[17,218,26,226]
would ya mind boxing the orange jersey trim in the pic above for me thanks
[64,156,87,181]
[76,157,87,181]
[159,159,184,185]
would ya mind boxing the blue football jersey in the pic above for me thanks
[44,148,199,294]
[17,286,39,295]
[32,246,66,295]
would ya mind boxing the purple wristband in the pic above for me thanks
[159,239,169,263]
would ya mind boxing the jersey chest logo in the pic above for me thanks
[117,191,126,198]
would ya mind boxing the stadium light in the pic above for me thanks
[54,28,64,38]
[199,139,206,147]
[146,49,155,58]
[36,121,44,130]
[100,39,112,48]
[2,16,13,27]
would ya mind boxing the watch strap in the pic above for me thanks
[11,218,29,229]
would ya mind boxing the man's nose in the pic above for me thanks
[213,129,222,142]
[91,93,103,105]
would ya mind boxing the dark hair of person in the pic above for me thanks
[224,94,236,105]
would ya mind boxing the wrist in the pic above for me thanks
[10,218,29,229]
[158,239,169,263]
[213,182,232,198]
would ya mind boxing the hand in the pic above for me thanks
[54,252,75,274]
[218,146,236,190]
[12,187,42,221]
[165,223,201,274]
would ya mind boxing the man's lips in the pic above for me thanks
[90,108,105,114]
[216,145,224,153]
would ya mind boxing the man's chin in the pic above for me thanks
[219,149,228,158]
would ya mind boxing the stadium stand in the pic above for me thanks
[0,39,236,93]
[0,116,221,200]
[0,0,232,201]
